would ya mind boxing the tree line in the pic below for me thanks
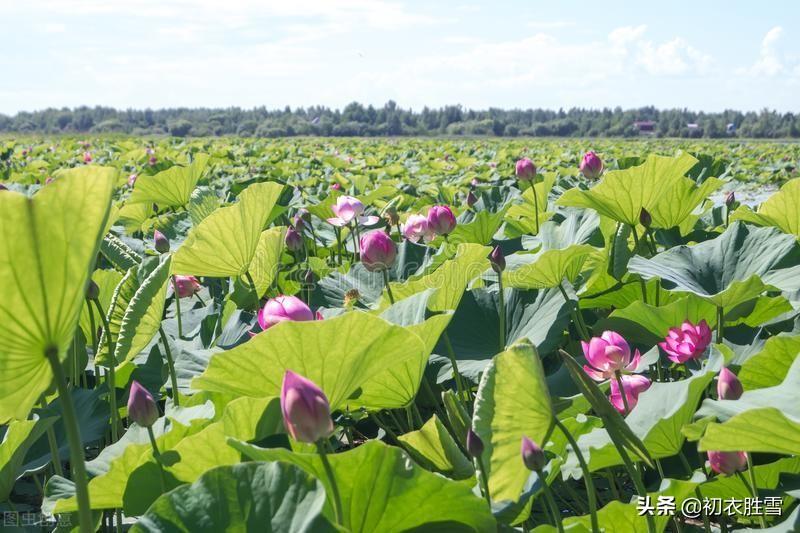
[1,101,798,138]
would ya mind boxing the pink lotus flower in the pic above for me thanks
[717,367,743,400]
[579,151,604,179]
[83,151,92,163]
[280,370,334,443]
[708,451,748,475]
[128,174,138,187]
[258,296,314,330]
[659,319,712,364]
[402,214,433,243]
[172,275,201,298]
[331,183,341,191]
[609,374,651,414]
[360,230,397,272]
[284,227,303,252]
[515,158,536,181]
[327,195,379,227]
[426,205,457,236]
[148,156,157,166]
[127,380,159,428]
[582,331,641,381]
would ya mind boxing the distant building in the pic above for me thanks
[687,123,700,130]
[633,120,656,134]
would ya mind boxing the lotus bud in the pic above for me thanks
[331,182,341,190]
[466,428,484,458]
[521,435,546,471]
[0,183,7,191]
[153,229,170,254]
[360,230,397,272]
[280,370,334,443]
[384,205,399,226]
[725,191,736,208]
[515,158,536,181]
[467,190,478,208]
[708,450,748,475]
[471,178,480,188]
[639,207,652,229]
[427,205,457,236]
[489,246,505,273]
[86,279,100,300]
[258,296,314,330]
[148,156,157,166]
[285,227,303,252]
[294,208,310,230]
[127,381,159,428]
[127,174,138,187]
[579,151,604,179]
[717,367,743,400]
[83,151,92,163]
[173,275,201,299]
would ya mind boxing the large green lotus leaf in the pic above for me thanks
[0,167,114,422]
[387,243,491,312]
[113,256,172,366]
[229,440,495,532]
[172,181,284,276]
[95,269,137,366]
[732,178,800,238]
[738,335,800,390]
[445,207,508,246]
[100,233,142,272]
[628,222,800,308]
[398,414,474,479]
[564,368,715,476]
[133,462,334,533]
[531,208,601,250]
[78,268,123,345]
[0,415,56,501]
[503,245,595,290]
[192,311,425,411]
[237,227,285,300]
[128,154,210,207]
[472,341,553,503]
[505,173,556,237]
[557,153,698,226]
[117,202,153,234]
[187,186,220,225]
[649,176,723,230]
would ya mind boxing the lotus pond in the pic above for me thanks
[1,137,800,532]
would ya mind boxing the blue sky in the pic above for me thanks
[1,0,798,114]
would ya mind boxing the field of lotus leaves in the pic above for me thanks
[1,137,800,532]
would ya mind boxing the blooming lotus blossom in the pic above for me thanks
[708,451,748,475]
[609,374,652,414]
[515,158,536,181]
[521,436,546,471]
[426,205,457,236]
[327,195,379,227]
[658,319,712,364]
[127,381,158,428]
[582,331,641,381]
[360,230,397,272]
[258,296,314,330]
[717,367,744,400]
[402,214,433,243]
[83,152,92,163]
[331,183,341,190]
[280,370,334,443]
[579,151,604,179]
[173,275,201,298]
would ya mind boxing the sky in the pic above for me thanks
[1,0,798,114]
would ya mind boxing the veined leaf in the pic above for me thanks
[732,177,800,239]
[504,245,595,290]
[649,176,723,230]
[99,233,141,272]
[128,154,210,207]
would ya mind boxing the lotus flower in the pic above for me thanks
[466,428,484,458]
[582,331,641,381]
[127,381,159,428]
[148,156,157,166]
[609,374,651,414]
[639,207,652,228]
[327,195,379,227]
[579,151,603,179]
[659,319,712,364]
[427,205,457,236]
[258,296,314,330]
[489,246,505,273]
[83,151,92,163]
[280,370,334,443]
[331,183,341,191]
[467,190,478,208]
[153,229,170,254]
[173,275,201,298]
[128,173,138,187]
[515,158,536,181]
[284,227,303,252]
[708,451,748,475]
[402,214,433,243]
[717,367,743,400]
[360,230,397,272]
[521,436,546,471]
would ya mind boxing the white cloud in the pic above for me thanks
[738,26,785,77]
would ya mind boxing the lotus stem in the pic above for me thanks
[39,398,64,477]
[349,223,359,262]
[316,441,344,526]
[695,487,712,533]
[716,306,724,343]
[539,474,564,533]
[146,425,167,493]
[742,454,767,528]
[497,276,506,350]
[474,454,492,508]
[558,282,589,340]
[442,332,470,404]
[617,445,655,533]
[553,416,599,533]
[244,270,260,309]
[381,269,395,304]
[158,327,180,407]
[173,277,184,339]
[614,370,631,416]
[92,298,120,442]
[45,347,93,533]
[531,182,540,234]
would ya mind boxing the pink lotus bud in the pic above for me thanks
[579,151,603,179]
[127,380,159,428]
[153,230,170,254]
[285,227,303,252]
[258,295,314,330]
[360,230,397,272]
[467,190,478,208]
[331,183,341,191]
[521,435,546,471]
[515,158,536,181]
[639,208,652,228]
[658,319,712,364]
[86,279,100,300]
[609,374,651,414]
[280,370,334,443]
[173,275,201,299]
[489,246,505,273]
[708,451,748,476]
[582,331,642,381]
[83,152,92,163]
[471,178,480,187]
[466,428,484,458]
[148,156,157,166]
[128,174,138,187]
[293,208,310,230]
[402,214,432,243]
[725,191,736,208]
[717,367,743,400]
[427,205,457,236]
[45,177,55,185]
[0,183,7,191]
